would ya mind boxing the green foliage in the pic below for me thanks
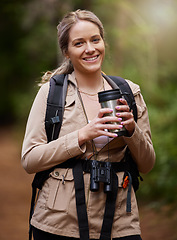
[141,76,177,203]
[1,0,177,204]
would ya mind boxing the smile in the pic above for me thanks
[83,55,99,61]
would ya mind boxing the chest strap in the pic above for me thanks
[73,159,131,240]
[30,158,132,240]
[73,161,89,240]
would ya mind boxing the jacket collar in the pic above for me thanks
[67,71,78,87]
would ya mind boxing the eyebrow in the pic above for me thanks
[72,38,84,43]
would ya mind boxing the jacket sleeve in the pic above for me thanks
[21,83,86,174]
[123,81,156,174]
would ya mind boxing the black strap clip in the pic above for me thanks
[45,116,60,127]
[50,116,60,125]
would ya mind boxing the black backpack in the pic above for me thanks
[29,74,143,240]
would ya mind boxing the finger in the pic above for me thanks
[121,120,135,134]
[119,114,135,131]
[98,108,113,118]
[100,116,122,124]
[98,126,123,138]
[118,98,128,106]
[116,104,130,113]
[121,118,133,126]
[100,131,118,138]
[102,123,123,131]
[116,111,133,119]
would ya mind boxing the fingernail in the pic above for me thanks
[117,118,122,121]
[116,106,120,110]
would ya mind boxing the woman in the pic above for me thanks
[21,9,155,240]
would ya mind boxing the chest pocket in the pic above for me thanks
[59,96,76,137]
[47,168,74,212]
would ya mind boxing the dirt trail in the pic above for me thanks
[0,127,176,240]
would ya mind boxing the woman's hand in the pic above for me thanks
[116,98,135,136]
[78,98,135,146]
[78,108,123,146]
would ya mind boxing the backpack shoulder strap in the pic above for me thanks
[45,74,68,142]
[29,74,67,240]
[107,75,142,191]
[108,75,138,122]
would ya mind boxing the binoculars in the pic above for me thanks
[90,160,112,193]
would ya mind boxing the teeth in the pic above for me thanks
[84,56,98,61]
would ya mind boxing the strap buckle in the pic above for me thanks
[50,116,60,124]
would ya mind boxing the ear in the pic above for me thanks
[64,50,70,59]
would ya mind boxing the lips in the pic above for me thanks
[83,55,99,61]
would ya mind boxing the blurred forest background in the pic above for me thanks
[0,0,177,239]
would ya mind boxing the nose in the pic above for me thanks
[85,42,95,54]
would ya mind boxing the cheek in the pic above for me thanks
[69,49,83,60]
[100,43,105,55]
[100,46,105,60]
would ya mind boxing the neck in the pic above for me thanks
[75,70,103,91]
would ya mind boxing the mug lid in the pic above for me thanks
[98,89,121,102]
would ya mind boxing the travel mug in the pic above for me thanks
[98,89,127,136]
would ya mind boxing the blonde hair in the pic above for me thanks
[41,9,105,83]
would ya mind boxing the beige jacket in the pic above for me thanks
[21,72,155,239]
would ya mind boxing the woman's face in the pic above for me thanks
[66,20,105,75]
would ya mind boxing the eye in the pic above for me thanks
[74,41,83,47]
[92,38,100,43]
